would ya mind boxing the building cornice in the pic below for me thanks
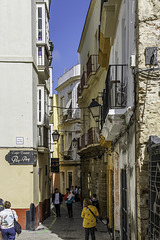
[0,56,39,74]
[55,76,80,92]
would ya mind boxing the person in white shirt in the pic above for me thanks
[0,201,18,240]
[52,188,63,217]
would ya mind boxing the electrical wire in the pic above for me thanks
[48,105,88,110]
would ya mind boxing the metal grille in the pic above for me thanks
[149,140,160,239]
[121,169,128,240]
[102,64,127,126]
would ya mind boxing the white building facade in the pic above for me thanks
[56,64,81,194]
[0,0,53,229]
[100,0,136,239]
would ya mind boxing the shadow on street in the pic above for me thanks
[43,201,111,240]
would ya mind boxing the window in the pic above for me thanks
[38,47,42,65]
[39,89,42,122]
[38,7,42,41]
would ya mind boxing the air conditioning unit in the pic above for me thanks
[130,55,136,67]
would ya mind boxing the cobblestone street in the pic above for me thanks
[18,202,111,240]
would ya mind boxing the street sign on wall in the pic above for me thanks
[5,151,37,165]
[51,158,59,173]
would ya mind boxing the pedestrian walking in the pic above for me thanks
[64,188,74,217]
[52,188,63,217]
[0,201,18,240]
[91,194,99,213]
[74,186,79,202]
[81,198,99,240]
[78,186,81,201]
[0,199,4,240]
[70,186,75,195]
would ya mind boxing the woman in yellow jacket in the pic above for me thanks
[81,198,99,240]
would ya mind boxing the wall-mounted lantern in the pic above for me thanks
[72,138,77,148]
[52,130,60,142]
[88,99,101,121]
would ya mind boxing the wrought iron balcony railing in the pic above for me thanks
[102,64,127,123]
[63,150,73,160]
[79,128,99,150]
[78,55,99,97]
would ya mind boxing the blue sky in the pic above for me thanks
[49,0,91,93]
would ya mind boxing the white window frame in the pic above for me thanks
[36,3,45,43]
[37,86,45,124]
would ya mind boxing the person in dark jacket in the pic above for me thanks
[52,188,63,217]
[91,194,99,213]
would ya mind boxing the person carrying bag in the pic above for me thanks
[0,201,19,240]
[81,198,99,240]
[0,199,4,240]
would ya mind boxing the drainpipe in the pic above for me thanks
[112,145,114,240]
[134,0,138,238]
[126,0,129,65]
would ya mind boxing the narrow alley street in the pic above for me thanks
[17,201,110,240]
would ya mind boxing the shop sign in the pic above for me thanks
[51,158,59,173]
[5,151,37,165]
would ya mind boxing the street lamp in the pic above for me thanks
[88,99,101,121]
[52,130,60,142]
[72,138,77,148]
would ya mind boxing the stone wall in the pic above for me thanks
[81,155,107,218]
[136,0,160,239]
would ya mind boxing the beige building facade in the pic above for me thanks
[50,94,60,193]
[77,0,108,218]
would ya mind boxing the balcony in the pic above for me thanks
[102,64,127,121]
[79,55,99,97]
[101,64,128,140]
[59,110,73,124]
[38,126,49,148]
[77,128,102,157]
[86,55,99,78]
[79,128,99,150]
[63,150,73,160]
[37,46,49,82]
